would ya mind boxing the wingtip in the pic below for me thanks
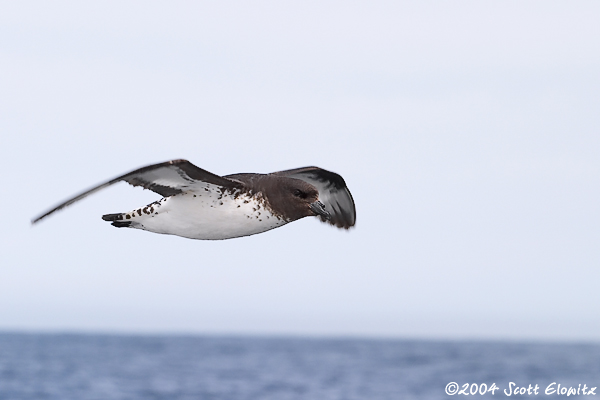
[320,215,356,230]
[31,213,47,225]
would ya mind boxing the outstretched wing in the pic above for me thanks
[32,159,242,224]
[273,166,356,229]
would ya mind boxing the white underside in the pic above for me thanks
[121,185,288,240]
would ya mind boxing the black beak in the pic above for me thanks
[310,200,330,220]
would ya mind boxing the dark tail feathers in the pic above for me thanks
[102,213,131,228]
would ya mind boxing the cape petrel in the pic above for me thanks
[32,159,356,240]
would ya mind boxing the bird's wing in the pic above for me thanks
[32,159,242,224]
[272,167,356,229]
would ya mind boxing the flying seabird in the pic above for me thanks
[32,159,356,240]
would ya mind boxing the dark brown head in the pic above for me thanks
[260,176,331,222]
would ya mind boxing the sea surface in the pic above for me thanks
[0,332,599,400]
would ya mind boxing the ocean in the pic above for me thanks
[0,333,598,399]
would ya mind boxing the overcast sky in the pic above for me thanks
[1,1,599,342]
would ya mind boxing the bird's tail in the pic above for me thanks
[102,213,132,228]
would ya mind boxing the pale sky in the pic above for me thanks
[1,1,599,341]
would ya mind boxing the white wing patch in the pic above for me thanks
[31,159,241,224]
[125,164,195,191]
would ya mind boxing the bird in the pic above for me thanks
[32,159,356,240]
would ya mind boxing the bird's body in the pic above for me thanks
[111,183,286,240]
[33,160,356,240]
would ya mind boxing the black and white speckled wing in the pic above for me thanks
[273,167,356,229]
[32,159,242,224]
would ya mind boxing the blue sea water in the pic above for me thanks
[0,333,599,400]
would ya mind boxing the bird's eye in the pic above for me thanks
[293,189,306,198]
